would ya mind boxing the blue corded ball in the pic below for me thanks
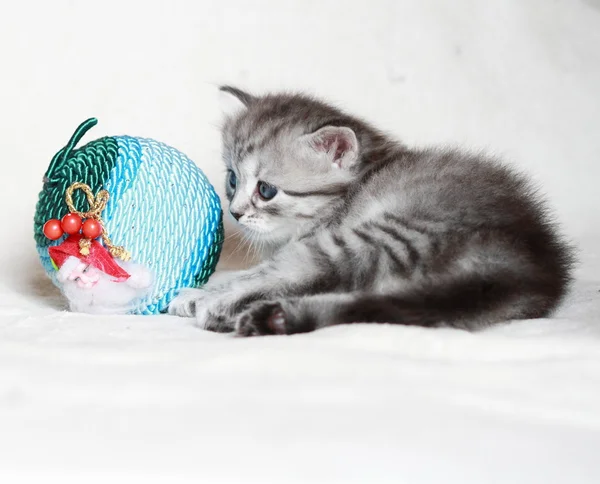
[34,118,224,315]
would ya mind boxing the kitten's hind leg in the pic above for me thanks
[235,292,448,336]
[235,274,557,336]
[235,293,376,336]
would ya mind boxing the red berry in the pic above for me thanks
[61,213,82,235]
[82,219,102,239]
[43,219,64,240]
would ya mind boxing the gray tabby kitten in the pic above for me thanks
[168,86,574,336]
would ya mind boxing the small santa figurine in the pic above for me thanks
[44,213,153,314]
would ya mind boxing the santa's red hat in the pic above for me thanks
[49,234,130,282]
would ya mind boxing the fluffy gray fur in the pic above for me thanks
[168,86,574,336]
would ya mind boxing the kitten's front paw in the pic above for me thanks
[169,288,249,333]
[235,301,290,337]
[168,288,208,318]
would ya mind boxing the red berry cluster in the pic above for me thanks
[43,213,103,241]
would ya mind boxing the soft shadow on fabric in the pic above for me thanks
[583,0,600,12]
[19,254,66,310]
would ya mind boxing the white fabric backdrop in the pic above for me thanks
[1,0,599,482]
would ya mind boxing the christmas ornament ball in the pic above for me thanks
[34,118,224,315]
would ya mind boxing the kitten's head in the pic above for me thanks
[219,86,368,246]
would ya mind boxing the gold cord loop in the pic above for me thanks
[64,182,131,261]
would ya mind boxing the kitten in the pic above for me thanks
[168,86,575,336]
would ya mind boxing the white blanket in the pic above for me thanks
[1,243,599,483]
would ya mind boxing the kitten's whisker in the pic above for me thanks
[245,232,261,266]
[222,231,249,263]
[223,230,243,242]
[243,233,254,266]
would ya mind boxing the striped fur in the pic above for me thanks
[169,87,575,336]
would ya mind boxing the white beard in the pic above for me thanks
[56,256,153,314]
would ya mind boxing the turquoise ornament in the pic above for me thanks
[34,118,224,315]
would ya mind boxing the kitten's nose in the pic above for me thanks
[230,210,242,221]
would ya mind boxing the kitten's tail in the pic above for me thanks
[329,273,566,330]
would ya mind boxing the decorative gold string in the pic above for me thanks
[65,182,131,261]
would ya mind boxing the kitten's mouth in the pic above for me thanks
[237,219,273,235]
[241,224,273,235]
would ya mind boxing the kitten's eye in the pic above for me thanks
[257,181,278,201]
[227,170,237,190]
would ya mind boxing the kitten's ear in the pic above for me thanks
[302,126,359,169]
[219,85,255,118]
